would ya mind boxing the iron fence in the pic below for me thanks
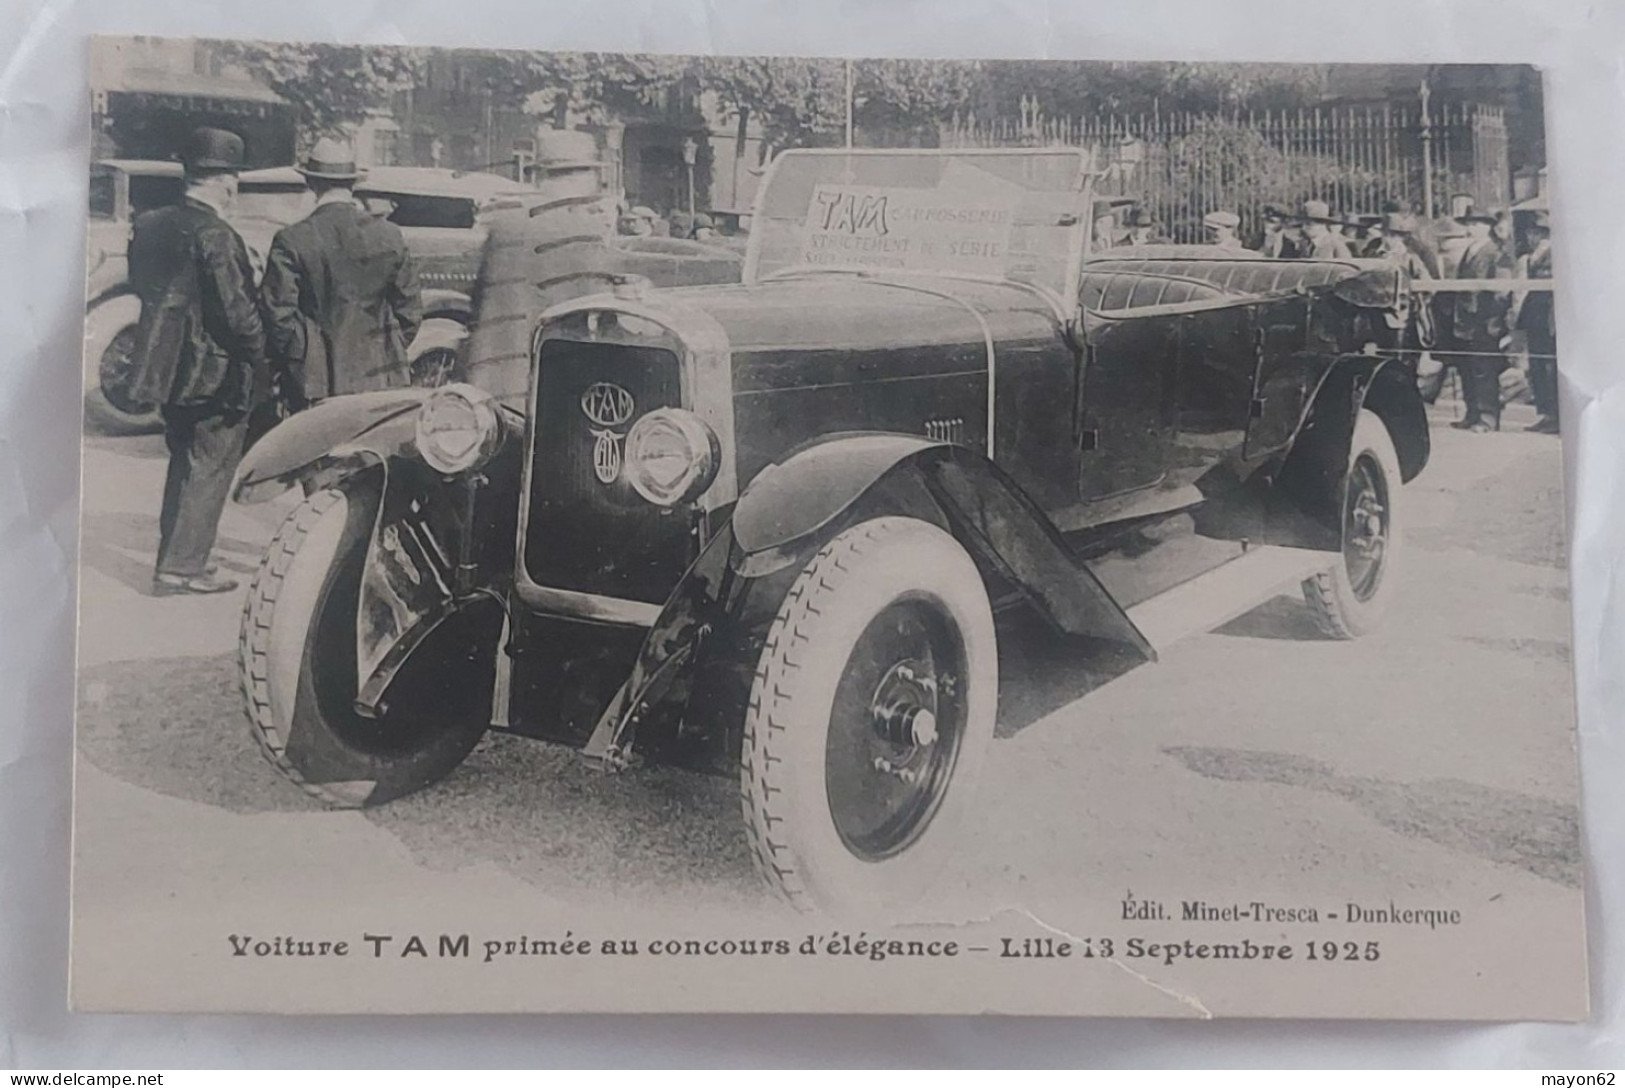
[941,98,1509,244]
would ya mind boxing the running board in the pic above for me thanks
[1124,545,1333,653]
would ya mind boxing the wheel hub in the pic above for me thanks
[871,659,942,748]
[1343,455,1390,601]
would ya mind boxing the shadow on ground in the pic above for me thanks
[79,510,265,595]
[75,587,1359,905]
[74,651,767,907]
[77,652,314,814]
[1164,745,1581,887]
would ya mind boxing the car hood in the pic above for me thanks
[665,273,1063,357]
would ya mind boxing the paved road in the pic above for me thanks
[69,414,1586,1016]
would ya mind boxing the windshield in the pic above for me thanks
[747,149,1091,299]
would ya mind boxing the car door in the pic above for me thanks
[1174,303,1256,477]
[1075,274,1181,501]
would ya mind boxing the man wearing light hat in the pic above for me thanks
[260,136,422,408]
[1295,199,1352,260]
[127,126,266,596]
[1202,210,1244,251]
[620,205,658,236]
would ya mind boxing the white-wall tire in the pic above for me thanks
[1302,408,1406,639]
[740,517,998,917]
[239,480,491,807]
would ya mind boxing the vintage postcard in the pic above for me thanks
[72,37,1582,1017]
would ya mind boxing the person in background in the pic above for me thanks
[668,210,694,240]
[1125,208,1162,246]
[260,137,423,411]
[1339,214,1365,251]
[125,127,265,596]
[691,212,720,243]
[1445,203,1513,433]
[1384,198,1441,277]
[620,206,657,236]
[1202,210,1245,251]
[1296,200,1352,259]
[1256,204,1296,258]
[1379,212,1436,353]
[1518,210,1558,434]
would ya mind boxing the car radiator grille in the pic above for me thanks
[523,340,695,606]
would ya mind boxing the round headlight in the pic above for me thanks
[415,383,504,476]
[623,408,720,506]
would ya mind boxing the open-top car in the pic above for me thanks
[231,148,1429,915]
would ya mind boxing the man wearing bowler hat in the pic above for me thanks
[1445,202,1513,432]
[126,126,265,596]
[260,137,422,411]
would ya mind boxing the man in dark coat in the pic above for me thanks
[1446,204,1513,432]
[126,127,265,596]
[1519,210,1558,434]
[260,138,422,409]
[1256,204,1298,258]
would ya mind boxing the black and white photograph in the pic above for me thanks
[69,37,1582,1018]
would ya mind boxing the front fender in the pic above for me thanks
[585,434,1154,769]
[233,389,431,504]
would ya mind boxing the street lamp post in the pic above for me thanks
[1420,79,1435,219]
[681,136,698,223]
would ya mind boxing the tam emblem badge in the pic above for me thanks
[581,382,636,484]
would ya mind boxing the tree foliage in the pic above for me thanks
[509,52,691,124]
[211,40,423,140]
[211,44,1334,155]
[695,56,848,151]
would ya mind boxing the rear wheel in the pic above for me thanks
[238,479,493,807]
[740,518,998,916]
[83,295,161,434]
[1303,408,1404,638]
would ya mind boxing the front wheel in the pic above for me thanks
[238,479,493,807]
[1302,408,1405,638]
[741,517,998,916]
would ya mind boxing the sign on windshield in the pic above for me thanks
[800,181,1017,277]
[748,149,1091,300]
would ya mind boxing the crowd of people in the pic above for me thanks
[617,204,725,241]
[1099,196,1559,436]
